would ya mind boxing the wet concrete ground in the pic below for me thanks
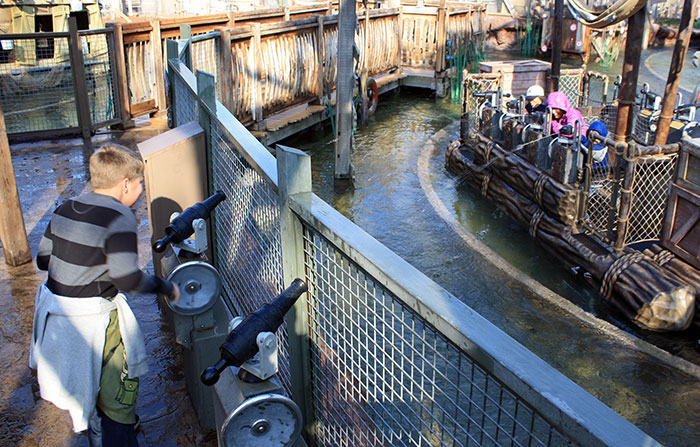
[0,118,216,446]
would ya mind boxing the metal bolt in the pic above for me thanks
[185,280,200,294]
[251,419,270,436]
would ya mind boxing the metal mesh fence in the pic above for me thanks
[559,69,584,108]
[301,225,578,447]
[463,73,501,139]
[583,165,617,243]
[83,31,118,126]
[0,36,78,134]
[172,70,199,126]
[624,154,678,245]
[192,35,220,99]
[584,74,607,108]
[208,120,290,395]
[632,107,657,145]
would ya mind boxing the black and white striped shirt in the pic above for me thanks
[37,192,167,298]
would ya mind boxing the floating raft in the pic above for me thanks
[446,124,699,332]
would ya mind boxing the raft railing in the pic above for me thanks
[168,37,662,447]
[464,73,683,252]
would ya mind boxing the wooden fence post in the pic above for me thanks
[166,39,179,127]
[218,27,235,113]
[109,22,132,125]
[316,15,325,100]
[0,102,31,267]
[151,20,167,114]
[397,6,404,69]
[69,17,93,140]
[251,23,264,128]
[435,0,448,96]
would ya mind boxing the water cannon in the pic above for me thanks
[201,278,308,386]
[153,191,226,253]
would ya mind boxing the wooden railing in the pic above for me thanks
[108,5,335,119]
[111,3,486,126]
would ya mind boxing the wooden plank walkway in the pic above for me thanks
[253,68,434,146]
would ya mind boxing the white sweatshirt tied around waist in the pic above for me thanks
[29,283,148,432]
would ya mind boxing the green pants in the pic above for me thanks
[97,310,138,425]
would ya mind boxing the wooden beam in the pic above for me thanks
[69,17,92,140]
[151,20,167,114]
[110,22,132,125]
[218,27,235,114]
[0,102,31,267]
[335,0,356,181]
[654,0,698,145]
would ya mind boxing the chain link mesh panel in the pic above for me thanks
[632,107,656,145]
[559,69,584,109]
[192,35,220,99]
[172,72,199,126]
[583,165,617,243]
[463,73,501,139]
[624,154,678,246]
[208,120,289,395]
[83,31,118,126]
[0,36,78,134]
[584,74,607,108]
[302,225,578,447]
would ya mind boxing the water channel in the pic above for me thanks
[280,48,700,446]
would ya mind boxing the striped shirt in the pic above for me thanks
[37,192,165,299]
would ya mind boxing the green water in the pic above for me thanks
[281,71,700,444]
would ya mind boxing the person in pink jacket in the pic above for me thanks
[546,91,587,137]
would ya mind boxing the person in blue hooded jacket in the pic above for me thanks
[581,121,609,167]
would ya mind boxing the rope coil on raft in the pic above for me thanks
[653,249,675,266]
[600,252,646,298]
[534,174,548,208]
[529,209,545,238]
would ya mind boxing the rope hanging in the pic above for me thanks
[600,252,645,298]
[529,209,544,238]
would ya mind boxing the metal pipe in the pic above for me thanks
[654,0,698,145]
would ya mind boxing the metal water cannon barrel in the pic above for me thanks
[201,278,309,386]
[153,190,226,253]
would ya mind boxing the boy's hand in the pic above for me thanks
[169,282,180,303]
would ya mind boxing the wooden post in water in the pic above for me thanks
[335,0,355,181]
[549,0,563,92]
[613,6,646,145]
[0,102,31,267]
[218,27,235,113]
[654,0,698,145]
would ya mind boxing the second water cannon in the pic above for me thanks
[201,278,309,386]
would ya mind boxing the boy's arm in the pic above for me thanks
[36,222,53,271]
[105,230,177,299]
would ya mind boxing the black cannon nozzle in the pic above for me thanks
[153,191,226,252]
[201,279,308,386]
[201,359,227,386]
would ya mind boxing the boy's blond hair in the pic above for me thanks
[89,144,144,188]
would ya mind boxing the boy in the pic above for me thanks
[30,143,179,447]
